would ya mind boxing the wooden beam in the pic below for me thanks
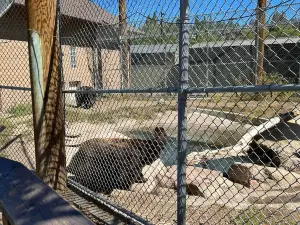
[119,0,130,88]
[26,0,66,191]
[257,0,267,85]
[0,158,94,225]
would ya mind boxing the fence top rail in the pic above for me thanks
[131,37,299,53]
[2,84,300,94]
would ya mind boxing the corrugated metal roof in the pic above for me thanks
[130,44,178,54]
[131,37,300,54]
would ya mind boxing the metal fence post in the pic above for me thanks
[177,0,189,224]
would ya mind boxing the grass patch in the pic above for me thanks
[66,109,116,124]
[0,152,8,158]
[232,206,298,225]
[0,116,15,147]
[8,103,32,117]
[192,91,300,120]
[66,103,177,124]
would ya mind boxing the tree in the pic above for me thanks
[153,12,158,21]
[141,13,159,33]
[194,15,207,32]
[249,18,256,26]
[271,11,288,26]
[291,17,300,29]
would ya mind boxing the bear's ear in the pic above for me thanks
[154,127,167,142]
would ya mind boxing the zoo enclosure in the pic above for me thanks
[0,0,300,224]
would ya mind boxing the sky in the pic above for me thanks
[92,0,300,27]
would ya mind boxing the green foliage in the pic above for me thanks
[0,117,15,147]
[135,11,300,45]
[8,104,32,117]
[271,11,288,26]
[238,71,299,102]
[269,25,300,37]
[232,206,298,225]
[263,72,289,85]
[233,206,267,225]
[0,152,8,158]
[213,94,222,103]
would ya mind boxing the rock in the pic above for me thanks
[228,163,300,190]
[130,159,168,195]
[142,159,167,181]
[156,172,176,189]
[158,98,166,105]
[131,178,157,193]
[187,149,243,165]
[187,150,253,175]
[249,179,259,188]
[156,166,247,199]
[266,167,300,188]
[186,151,213,166]
[152,187,176,198]
[228,163,252,187]
[281,157,300,174]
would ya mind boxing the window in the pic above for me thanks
[70,46,76,68]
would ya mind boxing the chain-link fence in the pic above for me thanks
[0,0,35,170]
[1,0,300,224]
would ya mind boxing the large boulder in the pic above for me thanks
[156,166,248,199]
[186,149,251,174]
[227,163,252,187]
[281,157,300,174]
[142,159,167,181]
[131,181,156,193]
[228,163,300,190]
[152,187,176,197]
[131,159,167,194]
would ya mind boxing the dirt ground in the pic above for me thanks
[1,95,299,170]
[70,94,300,120]
[105,190,300,225]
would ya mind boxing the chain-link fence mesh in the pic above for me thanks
[1,0,300,224]
[0,0,35,170]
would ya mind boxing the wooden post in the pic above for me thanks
[2,211,11,225]
[119,0,130,88]
[96,35,103,90]
[26,0,66,191]
[257,0,267,85]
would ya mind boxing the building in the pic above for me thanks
[130,37,300,88]
[0,0,135,110]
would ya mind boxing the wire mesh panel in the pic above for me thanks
[65,94,180,223]
[0,0,35,170]
[1,0,300,224]
[185,92,300,224]
[61,0,300,224]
